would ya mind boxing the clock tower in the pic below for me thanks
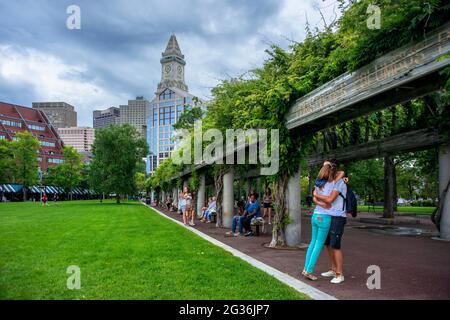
[157,33,188,93]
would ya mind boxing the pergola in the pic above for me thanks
[155,22,450,244]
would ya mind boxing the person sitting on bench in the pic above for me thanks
[200,197,213,222]
[226,197,248,237]
[239,192,261,237]
[237,196,246,216]
[165,195,173,211]
[201,197,217,223]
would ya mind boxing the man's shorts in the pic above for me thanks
[325,216,347,249]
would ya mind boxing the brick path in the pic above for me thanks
[152,205,450,300]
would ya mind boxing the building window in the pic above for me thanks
[28,124,46,131]
[160,89,175,100]
[40,141,55,147]
[48,158,64,164]
[159,106,175,125]
[1,119,22,128]
[0,135,5,140]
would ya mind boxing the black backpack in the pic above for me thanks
[339,185,358,218]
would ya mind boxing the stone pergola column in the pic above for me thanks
[151,190,155,204]
[285,169,302,247]
[197,173,206,218]
[439,145,450,240]
[222,169,234,228]
[172,188,178,208]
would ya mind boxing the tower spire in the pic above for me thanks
[162,33,184,59]
[158,33,188,93]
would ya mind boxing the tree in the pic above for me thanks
[46,146,83,200]
[11,131,40,201]
[0,139,16,183]
[345,159,385,202]
[173,105,204,131]
[89,124,148,203]
[135,172,146,196]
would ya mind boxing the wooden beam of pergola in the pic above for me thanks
[287,22,450,133]
[307,128,444,167]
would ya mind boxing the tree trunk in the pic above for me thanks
[393,162,398,212]
[307,172,313,196]
[383,155,395,218]
[246,178,252,196]
[214,169,225,228]
[269,173,288,247]
[116,194,121,204]
[23,187,27,202]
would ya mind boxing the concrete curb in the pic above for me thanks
[142,203,337,301]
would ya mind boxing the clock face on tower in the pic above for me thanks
[165,64,172,74]
[177,65,183,75]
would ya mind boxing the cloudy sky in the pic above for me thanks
[0,0,340,126]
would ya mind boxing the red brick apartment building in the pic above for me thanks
[0,102,64,171]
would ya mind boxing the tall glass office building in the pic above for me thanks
[147,34,198,174]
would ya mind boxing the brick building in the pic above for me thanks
[0,102,65,172]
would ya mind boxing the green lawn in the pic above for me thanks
[0,200,307,300]
[358,206,435,215]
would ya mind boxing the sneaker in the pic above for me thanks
[233,233,240,237]
[330,275,345,284]
[303,272,318,281]
[189,222,196,227]
[226,231,233,235]
[244,231,253,237]
[321,270,336,278]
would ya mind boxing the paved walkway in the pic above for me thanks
[152,206,450,300]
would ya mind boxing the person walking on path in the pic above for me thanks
[263,187,273,225]
[179,187,192,226]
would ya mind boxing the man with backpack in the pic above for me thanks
[313,159,357,284]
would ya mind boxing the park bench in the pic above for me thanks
[251,217,265,236]
[209,208,217,223]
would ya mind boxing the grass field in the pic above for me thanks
[357,206,435,215]
[0,200,307,300]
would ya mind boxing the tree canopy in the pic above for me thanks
[46,146,83,200]
[10,131,40,201]
[89,124,148,203]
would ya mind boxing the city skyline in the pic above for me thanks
[0,0,339,127]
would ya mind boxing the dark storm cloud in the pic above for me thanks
[0,0,332,125]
